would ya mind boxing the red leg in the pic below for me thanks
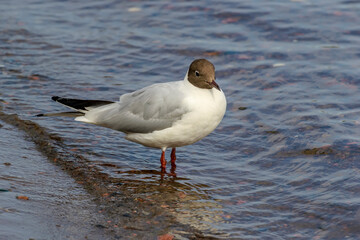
[160,150,166,173]
[170,148,176,169]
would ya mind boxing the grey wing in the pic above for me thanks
[82,83,188,133]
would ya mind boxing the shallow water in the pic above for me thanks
[1,0,360,239]
[0,120,111,239]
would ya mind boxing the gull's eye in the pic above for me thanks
[195,71,200,77]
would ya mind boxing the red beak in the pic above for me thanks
[211,80,220,91]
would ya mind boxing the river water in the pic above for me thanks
[1,0,360,239]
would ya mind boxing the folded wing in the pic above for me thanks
[76,82,188,134]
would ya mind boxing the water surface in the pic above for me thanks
[1,0,360,239]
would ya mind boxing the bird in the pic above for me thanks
[37,59,226,173]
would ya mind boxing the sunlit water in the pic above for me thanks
[1,0,360,238]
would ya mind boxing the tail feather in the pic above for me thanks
[52,96,114,111]
[36,96,114,118]
[36,111,84,117]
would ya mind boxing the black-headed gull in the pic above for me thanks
[37,59,226,173]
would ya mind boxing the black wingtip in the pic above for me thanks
[52,96,60,101]
[36,113,44,117]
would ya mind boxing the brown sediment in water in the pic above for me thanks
[302,146,334,155]
[0,108,215,239]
